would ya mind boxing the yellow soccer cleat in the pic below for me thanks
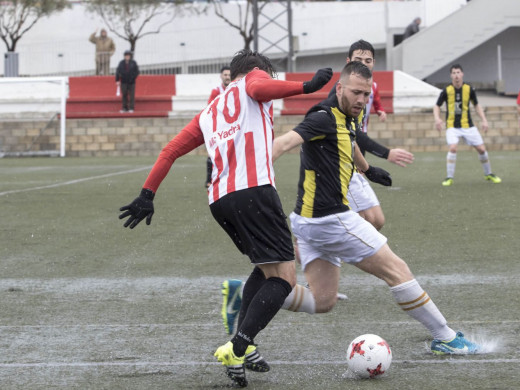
[442,177,454,186]
[214,341,247,387]
[485,174,502,184]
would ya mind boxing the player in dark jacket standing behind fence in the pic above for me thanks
[116,50,140,113]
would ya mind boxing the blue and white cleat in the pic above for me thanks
[221,279,243,335]
[431,331,482,355]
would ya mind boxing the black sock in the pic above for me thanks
[231,276,292,357]
[236,267,266,331]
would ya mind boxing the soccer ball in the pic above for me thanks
[346,334,392,379]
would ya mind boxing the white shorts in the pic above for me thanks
[446,127,484,146]
[347,172,380,213]
[289,210,387,271]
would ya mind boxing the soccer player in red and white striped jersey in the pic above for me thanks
[207,66,231,105]
[119,49,332,388]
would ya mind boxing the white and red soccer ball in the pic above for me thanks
[346,334,392,379]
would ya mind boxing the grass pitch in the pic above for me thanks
[1,152,520,389]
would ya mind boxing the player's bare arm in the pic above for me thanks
[353,142,369,172]
[433,105,444,131]
[273,130,304,162]
[475,104,489,133]
[387,149,414,167]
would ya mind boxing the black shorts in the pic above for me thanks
[210,185,294,264]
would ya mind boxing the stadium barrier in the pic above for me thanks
[1,71,435,121]
[1,72,516,157]
[1,106,519,158]
[66,75,176,119]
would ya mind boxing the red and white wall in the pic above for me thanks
[0,71,439,119]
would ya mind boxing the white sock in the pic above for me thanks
[479,151,492,175]
[390,279,456,341]
[282,284,316,314]
[446,152,457,178]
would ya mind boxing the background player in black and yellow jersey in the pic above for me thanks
[434,64,501,186]
[333,40,414,230]
[272,61,483,355]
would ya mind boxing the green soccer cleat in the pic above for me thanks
[485,174,502,184]
[442,177,454,186]
[221,279,243,335]
[214,341,247,387]
[431,332,482,355]
[245,345,270,373]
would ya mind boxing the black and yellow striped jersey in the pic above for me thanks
[292,94,357,218]
[436,83,478,128]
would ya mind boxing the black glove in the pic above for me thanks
[303,68,333,94]
[364,166,392,187]
[119,188,155,229]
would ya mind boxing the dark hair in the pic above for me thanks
[230,49,276,80]
[220,66,230,73]
[450,64,463,72]
[347,39,375,60]
[340,61,372,81]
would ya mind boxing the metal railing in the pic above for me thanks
[1,48,234,77]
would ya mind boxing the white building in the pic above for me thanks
[2,0,519,94]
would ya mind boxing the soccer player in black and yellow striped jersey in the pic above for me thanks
[434,64,501,186]
[272,61,482,355]
[323,40,414,230]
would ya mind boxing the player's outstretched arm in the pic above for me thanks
[356,129,412,166]
[433,105,444,132]
[119,189,155,229]
[387,148,414,167]
[119,114,205,229]
[302,68,334,94]
[246,68,333,102]
[273,130,304,162]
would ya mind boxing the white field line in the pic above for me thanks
[0,319,519,330]
[0,166,152,197]
[1,359,519,369]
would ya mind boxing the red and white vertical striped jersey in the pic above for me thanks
[200,70,275,204]
[142,69,304,204]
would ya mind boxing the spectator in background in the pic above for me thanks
[116,50,140,113]
[89,28,116,75]
[205,66,231,188]
[403,17,421,40]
